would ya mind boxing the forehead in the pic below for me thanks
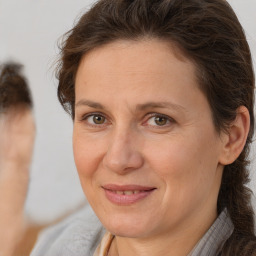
[78,39,192,67]
[75,39,198,95]
[75,40,204,111]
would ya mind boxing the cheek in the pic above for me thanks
[145,133,220,204]
[73,132,105,179]
[73,133,108,208]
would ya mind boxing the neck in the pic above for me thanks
[108,207,218,256]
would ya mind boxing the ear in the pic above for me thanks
[219,106,250,165]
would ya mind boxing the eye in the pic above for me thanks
[91,115,106,124]
[146,114,174,127]
[150,116,168,126]
[82,113,107,125]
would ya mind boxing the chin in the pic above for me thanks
[101,215,154,238]
[107,226,146,238]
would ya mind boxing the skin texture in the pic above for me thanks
[73,39,249,256]
[0,107,35,255]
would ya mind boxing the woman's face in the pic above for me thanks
[73,39,226,238]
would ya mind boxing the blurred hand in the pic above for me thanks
[0,64,35,256]
[0,108,35,169]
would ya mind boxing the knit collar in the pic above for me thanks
[93,209,234,256]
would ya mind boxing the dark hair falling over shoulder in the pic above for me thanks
[0,63,33,112]
[56,0,256,254]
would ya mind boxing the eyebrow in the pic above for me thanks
[75,100,104,109]
[135,102,186,112]
[75,99,186,112]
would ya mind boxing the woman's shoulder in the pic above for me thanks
[30,204,105,256]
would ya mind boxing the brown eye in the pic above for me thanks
[92,115,105,124]
[154,116,168,126]
[146,114,172,127]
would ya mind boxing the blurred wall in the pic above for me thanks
[0,0,255,224]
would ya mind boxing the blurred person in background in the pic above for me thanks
[0,63,35,255]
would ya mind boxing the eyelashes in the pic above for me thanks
[145,113,174,127]
[80,112,109,128]
[86,114,106,125]
[79,112,175,129]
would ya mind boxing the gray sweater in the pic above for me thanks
[31,205,105,256]
[31,205,234,256]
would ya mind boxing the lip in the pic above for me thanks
[102,184,156,205]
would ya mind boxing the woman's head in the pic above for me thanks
[57,0,255,237]
[73,39,230,241]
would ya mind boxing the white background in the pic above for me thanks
[0,0,255,224]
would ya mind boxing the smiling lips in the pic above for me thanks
[102,184,156,205]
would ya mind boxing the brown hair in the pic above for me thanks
[0,63,32,111]
[56,0,256,254]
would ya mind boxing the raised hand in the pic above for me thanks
[0,63,35,256]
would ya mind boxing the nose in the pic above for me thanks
[103,128,144,174]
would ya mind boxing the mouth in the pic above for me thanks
[102,184,156,205]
